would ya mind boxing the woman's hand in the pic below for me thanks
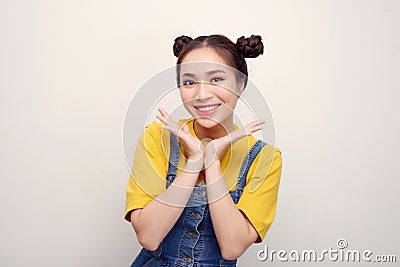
[203,120,265,168]
[156,108,204,162]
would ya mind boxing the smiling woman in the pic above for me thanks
[124,34,283,267]
[179,59,245,138]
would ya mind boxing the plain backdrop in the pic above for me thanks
[1,0,399,266]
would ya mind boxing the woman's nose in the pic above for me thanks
[196,81,213,99]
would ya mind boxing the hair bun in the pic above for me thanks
[236,35,264,58]
[173,35,193,57]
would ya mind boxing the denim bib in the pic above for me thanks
[130,132,267,267]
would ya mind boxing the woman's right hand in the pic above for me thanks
[156,107,204,163]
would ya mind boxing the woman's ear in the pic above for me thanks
[237,79,245,97]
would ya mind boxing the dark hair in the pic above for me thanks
[173,34,264,89]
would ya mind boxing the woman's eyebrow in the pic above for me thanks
[206,69,226,75]
[181,69,226,77]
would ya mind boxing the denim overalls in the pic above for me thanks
[130,132,267,267]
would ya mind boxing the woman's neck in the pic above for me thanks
[193,116,235,140]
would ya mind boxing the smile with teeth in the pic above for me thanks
[194,104,221,112]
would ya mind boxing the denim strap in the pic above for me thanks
[232,140,267,202]
[166,132,180,189]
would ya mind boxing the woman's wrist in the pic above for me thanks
[203,152,222,169]
[183,155,204,173]
[204,161,229,203]
[204,158,221,182]
[204,157,221,169]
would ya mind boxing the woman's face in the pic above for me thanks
[179,47,244,130]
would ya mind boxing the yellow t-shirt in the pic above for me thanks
[124,117,282,243]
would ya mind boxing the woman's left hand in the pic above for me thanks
[203,120,265,168]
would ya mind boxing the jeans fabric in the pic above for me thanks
[130,133,266,267]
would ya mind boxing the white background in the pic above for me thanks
[1,0,399,266]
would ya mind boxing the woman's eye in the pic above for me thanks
[182,80,196,88]
[210,77,224,83]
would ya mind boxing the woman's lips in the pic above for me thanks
[193,103,222,115]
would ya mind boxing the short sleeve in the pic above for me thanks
[124,121,168,222]
[235,145,282,243]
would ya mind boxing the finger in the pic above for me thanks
[228,130,246,144]
[156,114,166,123]
[182,124,190,134]
[249,124,263,132]
[162,125,180,137]
[244,120,265,132]
[244,126,261,135]
[247,126,262,134]
[163,111,178,125]
[158,107,170,119]
[247,120,265,128]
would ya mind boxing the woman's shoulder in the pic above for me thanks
[262,142,282,155]
[239,134,281,154]
[258,141,282,161]
[141,120,165,140]
[241,136,282,173]
[145,120,163,131]
[138,121,164,148]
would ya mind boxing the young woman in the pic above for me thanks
[124,34,282,267]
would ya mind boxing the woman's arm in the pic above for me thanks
[205,159,259,260]
[201,120,265,259]
[130,157,203,251]
[130,108,205,251]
